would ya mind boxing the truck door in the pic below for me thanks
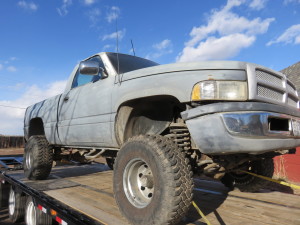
[57,56,113,147]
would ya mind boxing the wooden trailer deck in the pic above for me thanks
[2,162,300,225]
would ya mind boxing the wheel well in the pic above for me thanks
[115,95,186,145]
[28,118,45,138]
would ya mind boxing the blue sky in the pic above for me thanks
[0,0,300,135]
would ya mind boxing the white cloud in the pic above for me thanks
[146,39,173,60]
[102,29,126,41]
[0,64,3,71]
[177,0,274,62]
[153,39,172,50]
[84,0,96,5]
[179,34,254,62]
[267,24,300,46]
[87,8,101,26]
[18,1,38,11]
[249,0,268,10]
[103,44,113,51]
[0,80,67,135]
[106,6,120,23]
[7,66,17,72]
[57,0,72,16]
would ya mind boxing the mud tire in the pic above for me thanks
[113,135,193,225]
[24,135,53,180]
[221,158,274,192]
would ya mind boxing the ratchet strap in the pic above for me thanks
[192,201,212,225]
[239,170,300,190]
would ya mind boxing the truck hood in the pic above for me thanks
[121,61,250,82]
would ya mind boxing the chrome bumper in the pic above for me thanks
[182,102,300,155]
[222,112,300,138]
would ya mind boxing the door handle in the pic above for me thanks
[64,96,69,101]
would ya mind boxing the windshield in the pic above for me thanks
[106,53,159,74]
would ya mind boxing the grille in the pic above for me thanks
[287,81,296,94]
[255,69,299,109]
[256,70,283,87]
[257,85,283,102]
[287,95,298,108]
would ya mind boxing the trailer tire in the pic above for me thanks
[0,181,10,208]
[24,135,53,180]
[113,135,193,225]
[25,196,52,225]
[8,187,26,223]
[221,158,274,192]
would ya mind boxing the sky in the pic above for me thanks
[0,0,299,135]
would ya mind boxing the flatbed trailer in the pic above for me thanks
[1,159,300,225]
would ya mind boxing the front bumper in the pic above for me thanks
[182,102,300,155]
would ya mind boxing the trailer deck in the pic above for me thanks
[1,161,300,225]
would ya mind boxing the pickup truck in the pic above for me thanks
[24,52,300,225]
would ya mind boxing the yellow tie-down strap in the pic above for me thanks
[238,170,300,190]
[192,201,212,225]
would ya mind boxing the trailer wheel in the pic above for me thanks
[0,181,10,208]
[113,135,193,225]
[8,187,26,223]
[24,135,53,180]
[25,196,52,225]
[221,158,274,192]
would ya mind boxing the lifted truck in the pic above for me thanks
[23,52,300,225]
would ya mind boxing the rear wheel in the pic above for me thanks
[113,135,193,225]
[8,187,26,222]
[221,158,274,192]
[24,135,53,180]
[25,196,52,225]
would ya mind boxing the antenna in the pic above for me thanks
[131,39,136,56]
[116,20,120,74]
[115,19,121,83]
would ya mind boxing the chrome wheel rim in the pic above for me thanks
[26,201,36,225]
[8,189,15,216]
[26,151,32,169]
[123,158,154,208]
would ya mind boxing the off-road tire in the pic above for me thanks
[25,196,52,225]
[221,158,274,192]
[24,135,53,180]
[8,187,26,222]
[113,135,193,225]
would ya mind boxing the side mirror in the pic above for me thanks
[79,61,100,75]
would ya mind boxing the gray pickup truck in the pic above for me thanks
[24,52,300,225]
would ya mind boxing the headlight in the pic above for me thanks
[191,81,248,101]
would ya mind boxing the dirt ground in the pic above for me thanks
[0,148,24,156]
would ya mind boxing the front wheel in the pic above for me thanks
[113,135,193,225]
[24,135,53,180]
[221,158,274,192]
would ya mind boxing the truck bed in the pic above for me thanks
[2,162,300,225]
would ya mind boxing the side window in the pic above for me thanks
[71,56,105,89]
